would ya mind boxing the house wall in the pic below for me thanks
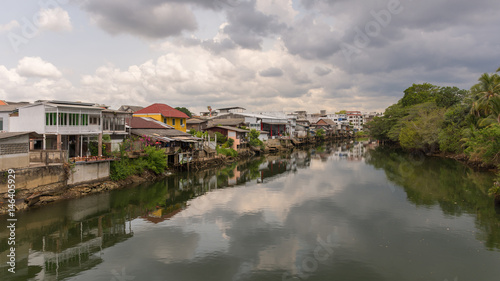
[133,113,162,122]
[0,112,10,132]
[227,130,238,149]
[165,117,187,132]
[0,134,30,170]
[10,105,46,133]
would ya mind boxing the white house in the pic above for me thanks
[9,101,104,157]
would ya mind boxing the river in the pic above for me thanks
[1,141,500,281]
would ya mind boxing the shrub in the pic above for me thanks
[226,138,234,148]
[110,146,167,180]
[217,147,238,157]
[464,124,500,165]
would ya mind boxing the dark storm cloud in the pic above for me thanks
[223,0,287,49]
[282,15,342,60]
[80,0,197,38]
[259,67,284,77]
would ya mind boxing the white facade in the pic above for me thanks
[0,112,9,132]
[10,103,103,135]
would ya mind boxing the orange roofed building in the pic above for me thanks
[133,103,189,132]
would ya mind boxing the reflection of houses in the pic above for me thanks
[9,100,105,157]
[204,125,249,150]
[26,215,133,280]
[133,103,189,132]
[258,158,296,183]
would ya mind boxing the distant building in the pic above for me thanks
[346,111,364,131]
[186,118,208,132]
[217,107,246,114]
[204,125,249,150]
[133,103,189,132]
[118,105,144,113]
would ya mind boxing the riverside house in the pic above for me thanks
[133,103,189,132]
[9,100,104,157]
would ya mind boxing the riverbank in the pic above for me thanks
[0,148,265,215]
[0,136,356,215]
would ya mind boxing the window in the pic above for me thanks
[45,112,57,126]
[58,113,68,126]
[172,118,176,126]
[81,114,88,126]
[0,117,3,131]
[89,115,100,125]
[163,117,167,123]
[180,119,184,126]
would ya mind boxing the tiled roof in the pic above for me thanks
[317,118,336,125]
[134,103,189,119]
[127,117,174,129]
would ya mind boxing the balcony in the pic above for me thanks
[45,125,102,134]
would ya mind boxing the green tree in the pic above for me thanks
[175,107,193,118]
[316,128,325,139]
[470,72,500,120]
[435,86,468,108]
[398,102,445,151]
[249,129,263,147]
[400,83,439,107]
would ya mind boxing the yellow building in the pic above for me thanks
[133,103,189,132]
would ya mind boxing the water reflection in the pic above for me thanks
[1,141,499,281]
[366,146,500,250]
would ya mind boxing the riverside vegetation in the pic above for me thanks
[367,67,500,200]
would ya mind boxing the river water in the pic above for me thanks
[1,141,500,281]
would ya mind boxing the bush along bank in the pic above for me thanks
[366,67,500,200]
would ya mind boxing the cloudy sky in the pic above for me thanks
[1,0,499,114]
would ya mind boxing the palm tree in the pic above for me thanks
[471,72,500,121]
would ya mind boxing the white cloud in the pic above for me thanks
[16,57,63,78]
[0,20,20,33]
[38,7,72,32]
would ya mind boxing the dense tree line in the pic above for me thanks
[367,67,500,168]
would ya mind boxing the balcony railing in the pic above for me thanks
[45,125,102,134]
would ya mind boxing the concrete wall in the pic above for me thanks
[0,165,66,193]
[67,161,110,186]
[0,160,111,194]
[29,150,68,163]
[0,154,29,170]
